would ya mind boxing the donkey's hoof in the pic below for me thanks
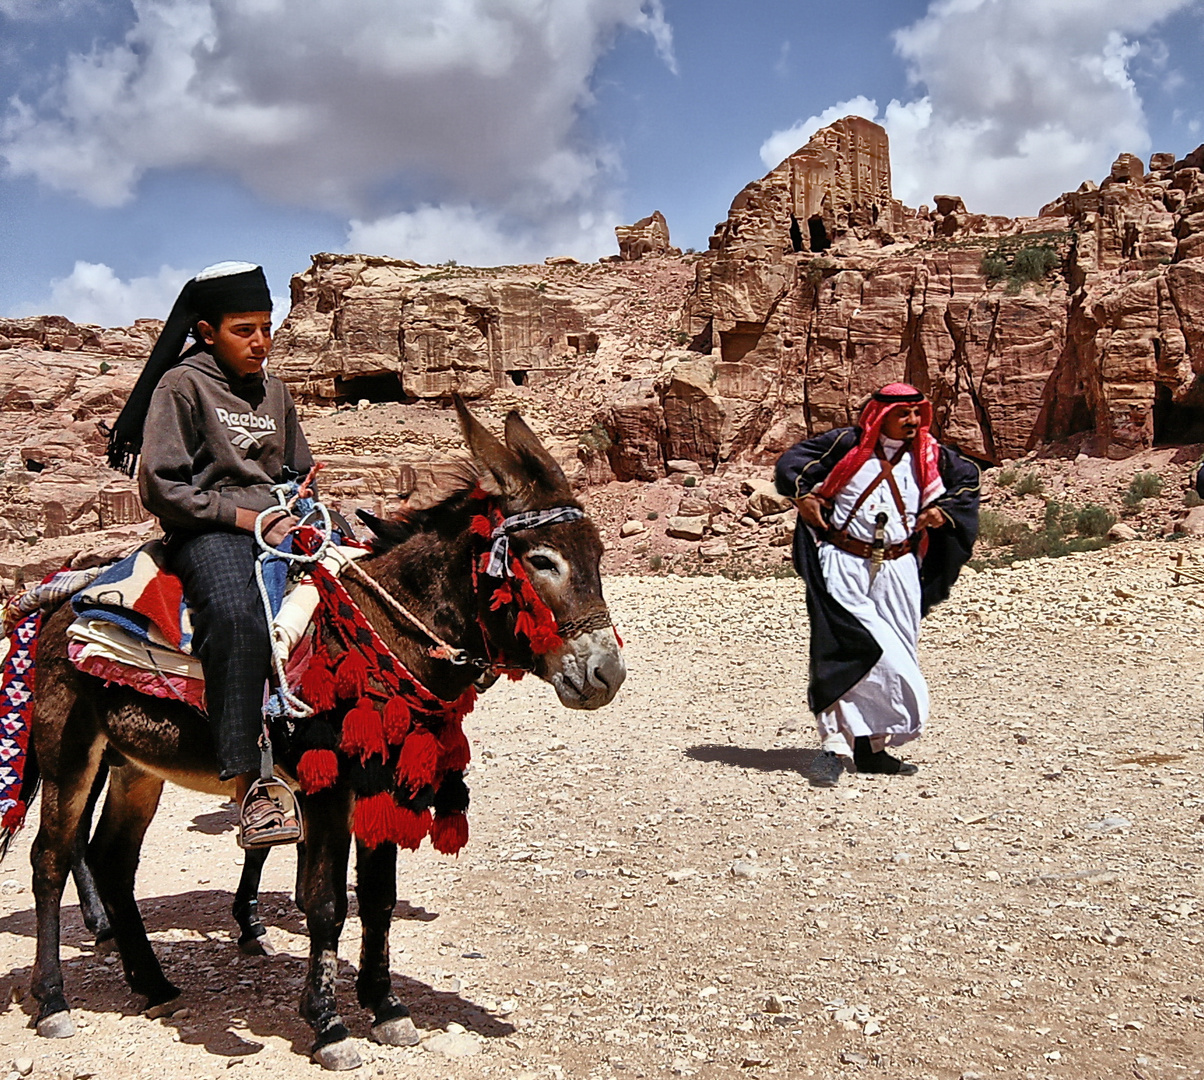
[37,1012,77,1039]
[371,1015,420,1046]
[238,932,274,957]
[92,933,117,956]
[312,1040,362,1071]
[144,997,183,1020]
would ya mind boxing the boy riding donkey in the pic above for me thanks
[107,261,311,846]
[775,384,980,788]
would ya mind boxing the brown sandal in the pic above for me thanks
[238,782,303,848]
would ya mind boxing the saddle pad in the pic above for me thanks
[65,542,370,706]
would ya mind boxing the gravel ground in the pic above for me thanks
[2,541,1204,1080]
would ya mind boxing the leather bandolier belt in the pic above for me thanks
[820,529,918,561]
[818,442,920,562]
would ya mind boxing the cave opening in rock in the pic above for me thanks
[789,215,805,254]
[333,373,405,403]
[507,369,528,386]
[1153,383,1204,444]
[808,215,831,252]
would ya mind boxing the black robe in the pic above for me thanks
[774,427,981,714]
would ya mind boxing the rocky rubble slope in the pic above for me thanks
[2,542,1203,1079]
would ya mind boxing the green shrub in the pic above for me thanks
[978,509,1029,547]
[1185,490,1204,508]
[1014,471,1045,497]
[981,255,1008,282]
[98,361,111,374]
[1123,470,1163,507]
[682,475,697,487]
[997,466,1018,487]
[1011,244,1060,284]
[646,510,659,520]
[648,554,663,571]
[1075,503,1116,537]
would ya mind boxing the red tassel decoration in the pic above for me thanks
[526,622,562,655]
[397,727,441,793]
[334,650,369,699]
[440,719,471,771]
[296,749,339,793]
[299,654,336,712]
[430,812,469,855]
[340,697,387,762]
[353,792,397,849]
[469,515,493,538]
[613,625,624,648]
[382,695,413,744]
[488,583,514,611]
[393,807,433,851]
[449,685,478,723]
[1,800,27,832]
[514,610,536,641]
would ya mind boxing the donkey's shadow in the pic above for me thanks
[0,888,513,1060]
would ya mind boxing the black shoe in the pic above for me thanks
[808,751,845,788]
[853,736,919,776]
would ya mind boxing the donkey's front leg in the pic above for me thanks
[355,840,419,1046]
[298,785,359,1071]
[231,845,272,955]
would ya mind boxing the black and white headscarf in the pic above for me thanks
[105,261,273,475]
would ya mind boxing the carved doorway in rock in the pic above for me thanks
[1153,383,1204,445]
[807,215,831,252]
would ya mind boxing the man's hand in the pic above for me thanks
[915,506,947,531]
[793,493,831,530]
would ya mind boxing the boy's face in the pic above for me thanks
[881,403,923,441]
[198,311,273,377]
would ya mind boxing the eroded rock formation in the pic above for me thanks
[615,210,679,261]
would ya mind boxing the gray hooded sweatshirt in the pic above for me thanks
[138,350,314,532]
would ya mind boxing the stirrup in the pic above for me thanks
[238,777,304,849]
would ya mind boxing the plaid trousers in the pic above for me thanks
[169,531,269,780]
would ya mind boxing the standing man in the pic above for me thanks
[774,384,979,787]
[106,261,312,845]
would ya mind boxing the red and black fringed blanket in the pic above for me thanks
[0,610,40,834]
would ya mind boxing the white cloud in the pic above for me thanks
[758,0,1197,216]
[347,202,621,266]
[759,95,880,169]
[0,0,95,18]
[14,261,190,326]
[0,0,675,264]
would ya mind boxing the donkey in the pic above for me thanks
[16,401,625,1070]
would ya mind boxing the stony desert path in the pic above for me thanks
[2,541,1203,1080]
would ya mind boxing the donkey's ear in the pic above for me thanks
[355,508,416,547]
[503,410,570,494]
[454,395,530,500]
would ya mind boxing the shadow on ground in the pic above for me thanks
[1,887,510,1063]
[685,744,819,775]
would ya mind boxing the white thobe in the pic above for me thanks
[817,437,929,758]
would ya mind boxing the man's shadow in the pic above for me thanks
[685,744,820,776]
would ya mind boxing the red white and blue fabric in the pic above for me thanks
[0,610,40,832]
[71,542,193,652]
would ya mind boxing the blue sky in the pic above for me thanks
[2,0,1202,326]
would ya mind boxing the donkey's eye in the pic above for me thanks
[528,554,559,573]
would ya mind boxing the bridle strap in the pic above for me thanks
[485,506,584,577]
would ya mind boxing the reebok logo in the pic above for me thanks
[215,406,277,450]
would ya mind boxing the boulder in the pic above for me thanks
[746,480,792,519]
[619,520,646,538]
[615,210,678,261]
[698,538,730,560]
[1107,522,1139,541]
[1178,508,1204,536]
[666,516,707,541]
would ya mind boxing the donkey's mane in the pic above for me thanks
[359,460,480,554]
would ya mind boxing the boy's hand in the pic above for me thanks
[262,513,300,547]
